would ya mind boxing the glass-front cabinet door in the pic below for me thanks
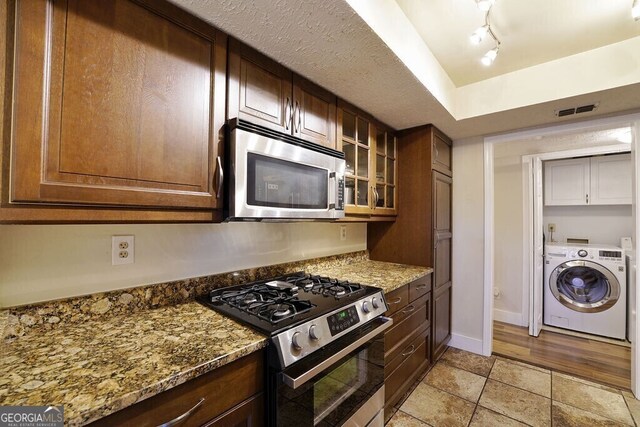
[339,106,372,215]
[372,127,397,215]
[338,101,398,217]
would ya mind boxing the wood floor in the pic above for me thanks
[493,321,631,390]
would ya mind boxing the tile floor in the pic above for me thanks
[386,347,640,427]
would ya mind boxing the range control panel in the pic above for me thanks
[327,306,360,336]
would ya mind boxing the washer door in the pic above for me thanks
[549,260,620,313]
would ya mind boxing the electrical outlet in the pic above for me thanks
[548,223,556,233]
[112,235,134,265]
[340,225,347,241]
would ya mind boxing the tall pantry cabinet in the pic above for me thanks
[368,125,453,361]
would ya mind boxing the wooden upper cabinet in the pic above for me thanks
[10,0,227,209]
[228,39,337,149]
[432,128,452,177]
[292,76,337,149]
[228,38,293,134]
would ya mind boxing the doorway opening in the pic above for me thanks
[488,120,636,391]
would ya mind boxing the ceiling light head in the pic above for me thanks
[633,0,640,20]
[476,0,495,12]
[481,47,499,66]
[470,25,489,44]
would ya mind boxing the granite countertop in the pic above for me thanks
[0,302,267,426]
[308,259,432,294]
[0,253,430,426]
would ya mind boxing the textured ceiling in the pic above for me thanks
[396,0,640,86]
[169,0,640,140]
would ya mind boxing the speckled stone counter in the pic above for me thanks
[0,302,267,426]
[0,251,429,426]
[308,260,432,294]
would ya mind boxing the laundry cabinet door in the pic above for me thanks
[590,153,632,205]
[544,158,590,206]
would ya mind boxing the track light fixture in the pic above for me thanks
[633,0,640,21]
[470,0,501,65]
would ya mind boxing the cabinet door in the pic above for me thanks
[432,282,452,361]
[433,172,452,291]
[339,107,372,214]
[228,39,293,134]
[11,0,226,209]
[372,127,397,216]
[432,129,452,177]
[590,153,632,205]
[544,158,590,206]
[292,76,337,149]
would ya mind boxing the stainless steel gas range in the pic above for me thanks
[199,272,391,426]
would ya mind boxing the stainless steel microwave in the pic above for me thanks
[225,119,345,221]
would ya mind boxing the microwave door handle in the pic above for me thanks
[281,316,392,389]
[329,171,337,209]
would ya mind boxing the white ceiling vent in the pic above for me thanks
[555,103,599,117]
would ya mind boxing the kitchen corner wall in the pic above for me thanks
[0,223,366,307]
[451,136,486,353]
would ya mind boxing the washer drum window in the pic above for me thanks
[549,260,620,313]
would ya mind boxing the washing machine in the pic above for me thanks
[544,243,626,339]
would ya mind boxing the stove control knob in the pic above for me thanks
[291,332,303,350]
[372,297,380,309]
[309,324,320,341]
[362,301,371,313]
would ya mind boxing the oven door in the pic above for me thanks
[274,317,391,427]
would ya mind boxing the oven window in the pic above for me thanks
[277,339,384,426]
[247,152,328,209]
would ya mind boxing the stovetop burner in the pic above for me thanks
[199,271,377,335]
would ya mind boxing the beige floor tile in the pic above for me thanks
[552,401,628,426]
[469,406,528,427]
[440,347,495,377]
[424,362,486,402]
[478,379,551,426]
[386,410,432,427]
[622,391,640,426]
[489,358,551,397]
[400,383,475,427]
[496,356,550,374]
[552,372,633,425]
[553,371,621,394]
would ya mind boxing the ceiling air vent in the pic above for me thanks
[555,103,599,117]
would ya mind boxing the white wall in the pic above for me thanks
[493,131,631,325]
[0,223,366,307]
[450,136,486,353]
[544,205,632,246]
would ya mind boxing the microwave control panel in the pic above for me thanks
[336,177,345,210]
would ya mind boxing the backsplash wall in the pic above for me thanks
[544,205,632,246]
[0,222,366,307]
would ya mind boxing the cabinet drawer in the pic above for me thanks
[90,351,264,427]
[384,327,430,414]
[408,274,432,302]
[384,292,430,363]
[204,393,264,427]
[385,285,409,316]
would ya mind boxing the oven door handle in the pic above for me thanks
[281,316,393,389]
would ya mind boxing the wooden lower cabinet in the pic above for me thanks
[90,351,264,427]
[382,273,432,420]
[432,282,452,361]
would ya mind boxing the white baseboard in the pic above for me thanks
[493,309,527,327]
[448,333,484,355]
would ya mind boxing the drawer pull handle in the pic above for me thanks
[388,297,402,305]
[402,345,416,357]
[158,398,205,427]
[415,284,428,290]
[402,305,416,314]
